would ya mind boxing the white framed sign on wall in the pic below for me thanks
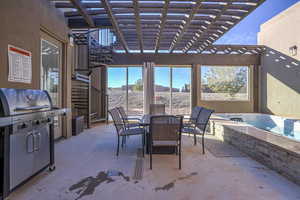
[8,45,32,84]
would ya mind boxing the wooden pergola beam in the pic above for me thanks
[169,0,203,53]
[185,0,266,53]
[133,0,144,53]
[154,0,170,53]
[101,0,130,53]
[69,0,95,28]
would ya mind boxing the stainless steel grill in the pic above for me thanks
[0,88,69,199]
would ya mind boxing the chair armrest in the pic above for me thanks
[126,117,142,122]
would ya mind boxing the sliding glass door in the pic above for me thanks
[154,66,191,115]
[40,32,63,139]
[107,66,143,115]
[172,67,191,115]
[154,67,171,114]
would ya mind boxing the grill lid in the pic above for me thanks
[0,88,52,116]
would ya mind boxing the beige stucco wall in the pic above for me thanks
[258,2,300,119]
[258,2,300,61]
[0,0,73,137]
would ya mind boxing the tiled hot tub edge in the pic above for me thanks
[210,120,300,186]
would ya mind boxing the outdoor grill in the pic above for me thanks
[0,88,69,198]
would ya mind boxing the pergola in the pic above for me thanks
[53,0,266,54]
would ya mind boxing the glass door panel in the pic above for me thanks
[154,67,171,114]
[40,37,62,139]
[107,68,126,110]
[128,67,143,115]
[172,68,191,115]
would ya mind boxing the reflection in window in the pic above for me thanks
[201,66,249,101]
[41,39,60,106]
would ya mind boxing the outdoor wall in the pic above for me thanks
[258,2,300,119]
[258,2,300,61]
[0,0,69,89]
[259,48,300,119]
[0,0,73,137]
[112,53,260,113]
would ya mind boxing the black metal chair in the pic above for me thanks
[149,115,183,170]
[117,106,142,129]
[149,104,166,115]
[182,108,214,154]
[183,106,203,130]
[109,108,145,157]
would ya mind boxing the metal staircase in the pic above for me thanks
[71,29,113,127]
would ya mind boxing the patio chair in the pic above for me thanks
[183,106,203,128]
[109,108,145,157]
[182,107,214,154]
[149,104,166,115]
[149,115,183,169]
[117,106,141,129]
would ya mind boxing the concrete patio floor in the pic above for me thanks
[9,124,300,200]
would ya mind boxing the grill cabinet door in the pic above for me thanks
[10,126,34,190]
[33,124,50,174]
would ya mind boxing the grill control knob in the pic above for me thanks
[35,120,40,125]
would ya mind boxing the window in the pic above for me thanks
[201,66,249,101]
[128,67,143,115]
[107,66,143,115]
[154,67,171,114]
[172,68,191,115]
[154,66,191,115]
[40,35,63,139]
[107,67,126,110]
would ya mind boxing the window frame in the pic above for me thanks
[199,65,251,102]
[107,65,144,115]
[154,65,192,115]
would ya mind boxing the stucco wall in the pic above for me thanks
[0,0,73,137]
[258,2,300,119]
[258,2,300,61]
[259,48,300,119]
[0,0,69,89]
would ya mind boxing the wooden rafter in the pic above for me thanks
[184,0,266,53]
[133,0,144,53]
[101,0,130,53]
[169,0,203,53]
[154,0,170,53]
[69,0,95,28]
[53,0,266,53]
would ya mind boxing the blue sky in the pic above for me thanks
[108,1,299,89]
[215,0,299,45]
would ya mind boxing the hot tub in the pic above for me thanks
[214,113,300,142]
[210,113,300,185]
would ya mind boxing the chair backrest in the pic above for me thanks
[117,106,128,124]
[108,108,124,134]
[190,106,203,124]
[149,115,183,141]
[196,108,214,132]
[150,104,166,115]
